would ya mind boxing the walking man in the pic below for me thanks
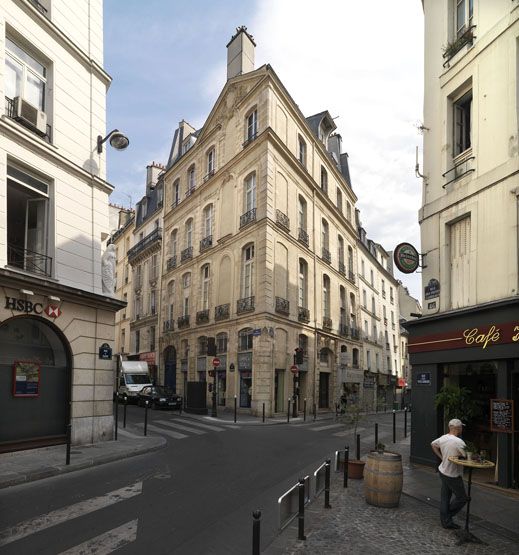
[431,418,468,529]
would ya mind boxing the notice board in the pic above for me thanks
[490,399,514,433]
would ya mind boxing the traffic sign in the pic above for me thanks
[290,365,299,374]
[212,357,221,367]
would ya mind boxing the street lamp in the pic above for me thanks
[97,129,130,154]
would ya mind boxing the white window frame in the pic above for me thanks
[242,244,255,298]
[207,148,216,176]
[201,265,210,310]
[203,205,213,238]
[298,259,307,308]
[246,110,257,141]
[185,219,193,248]
[244,173,256,212]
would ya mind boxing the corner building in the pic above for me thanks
[159,28,362,416]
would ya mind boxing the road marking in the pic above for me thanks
[117,428,141,438]
[310,423,344,431]
[57,519,138,554]
[155,420,206,435]
[0,482,142,548]
[176,419,225,432]
[144,423,188,439]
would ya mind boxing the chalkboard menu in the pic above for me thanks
[490,399,514,433]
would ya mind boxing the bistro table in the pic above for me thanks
[448,456,495,545]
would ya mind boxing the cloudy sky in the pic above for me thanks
[104,0,424,299]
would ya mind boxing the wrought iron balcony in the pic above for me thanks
[442,155,475,187]
[242,132,258,148]
[298,228,309,247]
[237,296,255,314]
[177,315,190,329]
[185,186,196,198]
[203,169,215,183]
[163,320,174,332]
[7,244,52,277]
[200,235,213,252]
[167,256,177,271]
[442,25,476,66]
[322,317,333,330]
[339,323,349,337]
[215,303,230,321]
[298,306,310,323]
[127,228,162,263]
[180,246,193,263]
[240,208,256,228]
[348,270,355,284]
[338,262,346,275]
[5,96,52,143]
[275,296,289,316]
[275,209,290,232]
[321,248,331,264]
[351,327,360,340]
[196,310,210,324]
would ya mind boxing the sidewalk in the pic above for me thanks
[0,431,165,490]
[182,407,337,425]
[266,437,519,555]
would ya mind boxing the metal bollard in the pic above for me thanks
[65,423,72,465]
[324,459,331,508]
[356,433,360,462]
[404,407,408,438]
[287,399,291,423]
[297,478,306,540]
[303,398,307,422]
[344,446,349,488]
[262,402,265,423]
[234,395,237,423]
[376,402,378,413]
[392,409,396,443]
[375,422,378,449]
[144,400,149,436]
[123,397,128,429]
[252,510,261,555]
[114,393,119,441]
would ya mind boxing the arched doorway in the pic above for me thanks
[0,316,71,452]
[163,346,177,392]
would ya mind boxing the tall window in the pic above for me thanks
[183,295,189,317]
[150,254,158,281]
[322,274,330,318]
[453,90,472,156]
[455,0,473,38]
[170,230,178,257]
[362,289,367,307]
[242,244,255,298]
[149,326,156,351]
[207,148,216,176]
[348,246,354,274]
[5,38,46,111]
[197,336,208,356]
[361,259,365,277]
[320,166,328,194]
[246,109,257,141]
[321,219,329,250]
[298,135,306,166]
[298,195,307,231]
[187,165,196,193]
[366,350,371,370]
[336,188,342,213]
[298,334,308,355]
[185,219,193,248]
[346,202,352,222]
[203,204,213,238]
[298,259,308,308]
[135,330,140,353]
[238,328,253,351]
[150,289,157,315]
[244,173,256,212]
[340,286,347,325]
[338,236,345,266]
[173,179,180,206]
[201,264,210,310]
[370,269,374,286]
[216,332,228,353]
[450,216,471,308]
[371,295,375,314]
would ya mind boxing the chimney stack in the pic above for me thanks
[226,26,256,80]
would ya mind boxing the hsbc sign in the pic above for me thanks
[5,296,61,318]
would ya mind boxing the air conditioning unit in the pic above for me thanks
[13,96,47,136]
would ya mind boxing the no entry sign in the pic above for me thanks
[212,357,221,367]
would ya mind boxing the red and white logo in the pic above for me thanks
[45,305,61,318]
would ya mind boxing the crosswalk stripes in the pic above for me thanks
[310,423,344,432]
[143,423,188,439]
[0,481,142,548]
[172,418,226,432]
[154,419,206,435]
[57,519,138,555]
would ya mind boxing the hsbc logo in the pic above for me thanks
[5,297,61,318]
[45,305,61,318]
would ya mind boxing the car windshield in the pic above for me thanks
[152,386,174,396]
[125,374,151,385]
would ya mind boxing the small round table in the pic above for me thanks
[448,456,495,545]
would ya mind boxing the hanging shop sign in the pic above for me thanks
[393,243,420,274]
[490,399,514,434]
[424,278,440,300]
[98,343,112,360]
[13,360,40,397]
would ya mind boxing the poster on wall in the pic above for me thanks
[13,360,41,397]
[490,399,514,433]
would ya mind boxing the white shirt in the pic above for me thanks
[431,433,466,477]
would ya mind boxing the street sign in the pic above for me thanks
[290,365,299,374]
[212,357,221,367]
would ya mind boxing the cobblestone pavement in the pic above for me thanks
[265,473,519,555]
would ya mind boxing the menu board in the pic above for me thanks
[13,360,40,397]
[490,399,514,433]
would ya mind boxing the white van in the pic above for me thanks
[116,360,153,402]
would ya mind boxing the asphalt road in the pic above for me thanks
[0,408,409,555]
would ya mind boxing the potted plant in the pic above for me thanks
[341,402,366,479]
[375,442,386,454]
[434,384,480,430]
[463,441,478,461]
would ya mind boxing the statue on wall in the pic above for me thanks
[101,243,116,295]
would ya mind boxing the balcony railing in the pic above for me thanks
[200,235,213,252]
[338,262,346,275]
[5,96,52,143]
[442,25,476,66]
[237,296,255,314]
[163,320,174,332]
[275,296,289,316]
[167,256,177,271]
[298,228,309,247]
[348,270,355,284]
[185,186,196,198]
[321,248,331,264]
[339,323,349,337]
[203,169,215,183]
[215,303,230,321]
[298,306,310,323]
[442,156,475,187]
[180,246,193,263]
[351,327,360,340]
[242,131,258,148]
[275,209,290,232]
[177,315,190,329]
[322,317,333,330]
[196,309,210,324]
[7,244,52,277]
[127,228,162,262]
[240,208,256,228]
[29,0,48,14]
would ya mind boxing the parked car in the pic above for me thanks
[137,386,182,410]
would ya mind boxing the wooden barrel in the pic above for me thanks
[364,451,403,508]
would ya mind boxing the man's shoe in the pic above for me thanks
[442,522,461,530]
